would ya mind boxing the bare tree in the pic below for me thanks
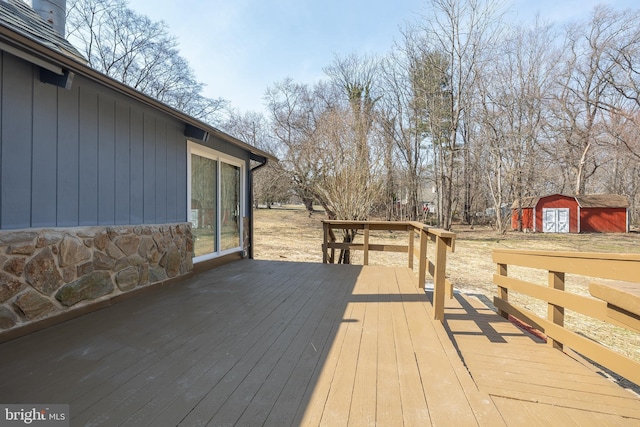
[66,0,227,123]
[412,0,504,229]
[311,107,385,222]
[323,54,383,262]
[324,54,380,184]
[475,20,558,232]
[266,62,384,263]
[222,110,290,208]
[378,113,398,220]
[596,8,640,162]
[549,6,639,195]
[264,78,321,214]
[378,37,433,221]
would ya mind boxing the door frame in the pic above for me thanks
[187,141,245,263]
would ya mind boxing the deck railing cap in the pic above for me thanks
[321,219,456,238]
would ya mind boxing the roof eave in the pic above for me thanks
[0,23,277,163]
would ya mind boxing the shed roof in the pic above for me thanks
[0,0,276,162]
[512,194,630,209]
[511,196,539,209]
[575,194,629,208]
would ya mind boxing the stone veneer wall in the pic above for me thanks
[0,223,193,332]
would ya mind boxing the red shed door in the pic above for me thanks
[543,208,569,233]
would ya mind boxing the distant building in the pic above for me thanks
[511,194,629,233]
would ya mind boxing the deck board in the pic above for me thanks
[395,278,481,426]
[0,260,638,426]
[85,263,310,425]
[378,267,412,426]
[440,292,640,424]
[262,268,356,426]
[156,264,333,427]
[348,266,380,426]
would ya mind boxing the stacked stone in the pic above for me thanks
[0,224,193,331]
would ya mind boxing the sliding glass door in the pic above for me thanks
[188,142,244,262]
[221,162,241,251]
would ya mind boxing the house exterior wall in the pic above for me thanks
[580,208,628,233]
[0,223,192,332]
[0,51,252,336]
[534,195,579,233]
[0,52,189,229]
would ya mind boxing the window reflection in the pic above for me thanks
[190,154,217,257]
[221,162,240,251]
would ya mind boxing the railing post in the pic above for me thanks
[322,222,336,264]
[322,222,328,264]
[548,270,565,350]
[433,235,447,321]
[497,263,508,319]
[363,224,370,266]
[329,227,336,264]
[418,228,427,289]
[444,237,454,299]
[408,225,414,270]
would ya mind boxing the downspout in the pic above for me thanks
[249,154,269,259]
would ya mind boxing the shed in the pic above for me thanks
[0,0,275,337]
[511,194,629,233]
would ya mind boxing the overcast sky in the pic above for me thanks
[125,0,638,115]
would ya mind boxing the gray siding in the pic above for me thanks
[32,73,58,227]
[0,52,189,229]
[1,54,32,229]
[57,74,80,226]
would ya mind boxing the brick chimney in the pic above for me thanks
[30,0,66,37]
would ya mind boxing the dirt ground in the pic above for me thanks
[253,205,640,364]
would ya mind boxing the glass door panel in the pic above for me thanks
[190,154,217,257]
[220,162,240,251]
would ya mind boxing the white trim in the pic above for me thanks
[187,141,245,263]
[577,206,581,233]
[627,208,630,233]
[0,41,63,74]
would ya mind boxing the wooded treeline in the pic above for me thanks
[65,0,640,231]
[240,0,640,231]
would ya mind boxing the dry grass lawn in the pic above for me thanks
[253,205,640,365]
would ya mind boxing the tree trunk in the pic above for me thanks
[384,123,395,221]
[575,141,592,195]
[302,196,314,214]
[517,206,523,232]
[338,229,356,264]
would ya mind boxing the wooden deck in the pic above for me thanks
[440,293,640,425]
[0,260,638,426]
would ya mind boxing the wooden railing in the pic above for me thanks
[493,249,640,386]
[322,220,456,320]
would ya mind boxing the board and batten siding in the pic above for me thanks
[0,52,190,229]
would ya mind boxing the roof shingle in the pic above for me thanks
[0,0,85,62]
